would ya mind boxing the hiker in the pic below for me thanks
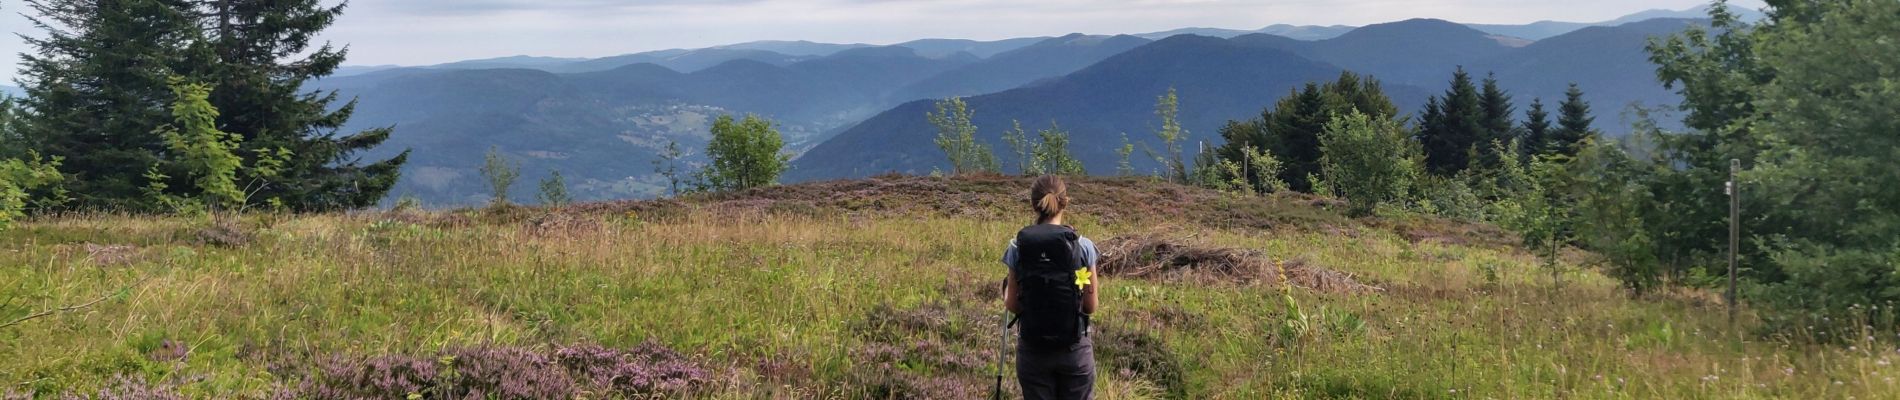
[1003,175,1100,400]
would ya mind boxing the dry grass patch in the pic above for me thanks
[1097,236,1382,294]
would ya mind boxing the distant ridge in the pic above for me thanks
[789,15,1706,181]
[713,40,873,56]
[1466,4,1764,40]
[789,34,1418,181]
[330,5,1742,77]
[895,37,1052,58]
[894,33,1153,101]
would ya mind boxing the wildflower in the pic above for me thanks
[1074,268,1092,287]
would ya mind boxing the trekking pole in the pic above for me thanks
[993,278,1009,400]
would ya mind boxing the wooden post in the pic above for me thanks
[1728,159,1740,326]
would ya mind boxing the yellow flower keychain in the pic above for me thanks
[1074,268,1092,287]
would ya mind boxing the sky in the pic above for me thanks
[1,0,1768,83]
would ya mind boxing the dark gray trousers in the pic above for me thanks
[1016,336,1094,400]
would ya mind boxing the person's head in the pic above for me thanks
[1030,175,1069,224]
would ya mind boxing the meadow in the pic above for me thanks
[1,176,1895,399]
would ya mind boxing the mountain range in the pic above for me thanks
[789,17,1703,181]
[332,6,1763,78]
[1467,4,1764,40]
[305,6,1738,206]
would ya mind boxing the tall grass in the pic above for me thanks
[0,205,1894,398]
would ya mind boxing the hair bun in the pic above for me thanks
[1037,192,1061,215]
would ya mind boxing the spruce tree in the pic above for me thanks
[1519,98,1552,157]
[1415,67,1486,176]
[17,0,404,211]
[1264,84,1328,192]
[191,0,407,211]
[1477,73,1516,168]
[16,0,201,210]
[1320,71,1398,120]
[1551,83,1596,156]
[0,97,24,160]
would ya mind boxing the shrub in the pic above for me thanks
[1318,111,1419,216]
[154,77,243,208]
[480,146,520,205]
[536,170,571,206]
[1148,87,1189,183]
[927,97,998,175]
[0,152,61,231]
[698,114,790,192]
[1032,122,1086,176]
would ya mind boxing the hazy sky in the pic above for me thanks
[2,0,1767,82]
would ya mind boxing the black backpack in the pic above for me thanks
[1015,224,1088,349]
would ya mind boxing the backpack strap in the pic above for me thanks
[1065,228,1091,334]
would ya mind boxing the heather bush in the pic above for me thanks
[273,342,710,399]
[555,342,712,395]
[440,345,576,399]
[285,353,439,399]
[60,376,183,400]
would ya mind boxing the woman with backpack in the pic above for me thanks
[1003,175,1100,399]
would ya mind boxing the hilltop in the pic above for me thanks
[2,176,1891,398]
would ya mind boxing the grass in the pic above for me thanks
[1,176,1896,398]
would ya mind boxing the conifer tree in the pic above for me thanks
[1551,83,1597,156]
[1476,73,1516,168]
[17,0,404,211]
[1519,98,1552,157]
[1415,67,1486,176]
[16,0,201,210]
[1264,84,1328,191]
[190,0,409,211]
